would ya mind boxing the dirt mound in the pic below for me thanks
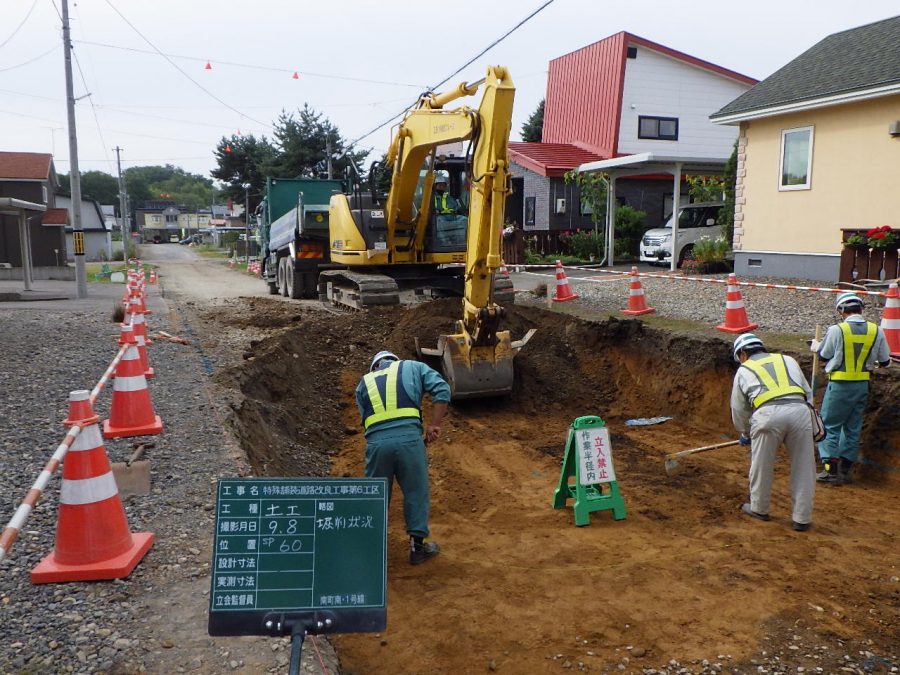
[216,297,900,674]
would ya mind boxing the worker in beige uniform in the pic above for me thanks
[730,333,815,531]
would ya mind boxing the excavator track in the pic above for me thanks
[318,270,400,311]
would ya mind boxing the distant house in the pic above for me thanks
[136,201,228,242]
[510,32,756,233]
[711,16,900,282]
[0,151,69,276]
[56,195,112,262]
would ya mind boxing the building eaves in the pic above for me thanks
[712,15,900,122]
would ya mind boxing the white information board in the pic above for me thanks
[577,426,616,485]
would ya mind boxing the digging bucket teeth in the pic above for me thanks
[418,329,535,400]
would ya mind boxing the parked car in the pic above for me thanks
[639,202,724,267]
[179,234,203,245]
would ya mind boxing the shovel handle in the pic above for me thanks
[667,439,741,460]
[128,442,153,466]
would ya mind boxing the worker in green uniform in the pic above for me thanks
[811,292,891,485]
[432,171,461,215]
[356,350,450,564]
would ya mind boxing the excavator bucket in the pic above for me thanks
[418,328,535,400]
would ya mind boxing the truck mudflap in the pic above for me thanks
[417,327,536,400]
[318,270,400,310]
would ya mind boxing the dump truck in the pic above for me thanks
[258,177,343,298]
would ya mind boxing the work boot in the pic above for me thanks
[816,458,840,485]
[838,459,854,485]
[409,536,440,565]
[740,503,770,522]
[792,521,811,532]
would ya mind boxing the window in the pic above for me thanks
[580,198,593,216]
[524,197,536,227]
[780,126,813,190]
[42,186,48,204]
[638,116,678,141]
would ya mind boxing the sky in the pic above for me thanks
[1,0,898,184]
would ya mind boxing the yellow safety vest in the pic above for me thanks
[741,354,806,408]
[829,321,876,381]
[361,361,421,430]
[434,192,455,215]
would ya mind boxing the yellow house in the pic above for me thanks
[711,16,900,282]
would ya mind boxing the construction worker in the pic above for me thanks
[730,333,815,532]
[432,171,460,215]
[810,292,891,485]
[356,350,450,564]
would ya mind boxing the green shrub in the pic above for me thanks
[686,236,732,274]
[561,230,603,261]
[614,205,647,257]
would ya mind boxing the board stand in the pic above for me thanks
[552,415,627,525]
[264,612,337,675]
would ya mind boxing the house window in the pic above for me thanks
[638,116,678,141]
[42,186,48,204]
[580,197,593,215]
[779,126,813,190]
[152,215,161,224]
[525,197,536,227]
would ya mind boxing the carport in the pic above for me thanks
[0,197,47,292]
[577,152,727,271]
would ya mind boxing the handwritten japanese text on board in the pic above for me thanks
[210,478,387,617]
[578,426,616,485]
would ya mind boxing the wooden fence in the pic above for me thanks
[839,228,900,283]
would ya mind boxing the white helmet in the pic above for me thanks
[733,333,764,362]
[434,171,449,185]
[370,350,399,371]
[835,292,864,312]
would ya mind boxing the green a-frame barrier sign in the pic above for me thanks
[552,416,626,526]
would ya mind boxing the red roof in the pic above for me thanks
[0,152,53,181]
[509,142,607,177]
[42,208,69,225]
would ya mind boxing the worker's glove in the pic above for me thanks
[738,434,751,447]
[809,339,821,352]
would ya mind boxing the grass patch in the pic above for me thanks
[85,262,157,284]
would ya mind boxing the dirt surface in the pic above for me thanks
[211,297,900,674]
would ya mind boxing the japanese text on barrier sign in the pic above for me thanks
[578,426,615,485]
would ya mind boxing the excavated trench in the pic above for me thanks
[216,299,900,673]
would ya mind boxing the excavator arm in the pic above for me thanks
[417,66,535,398]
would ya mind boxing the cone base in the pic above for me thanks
[553,294,579,302]
[716,322,759,334]
[31,532,154,584]
[622,307,656,316]
[103,416,163,439]
[143,367,155,379]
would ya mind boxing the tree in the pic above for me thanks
[685,175,726,203]
[56,171,120,207]
[210,134,277,212]
[564,169,607,233]
[265,104,368,179]
[719,141,738,244]
[520,99,544,143]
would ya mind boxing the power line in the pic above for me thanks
[100,0,270,129]
[73,39,427,89]
[0,44,59,73]
[0,0,39,50]
[342,0,554,155]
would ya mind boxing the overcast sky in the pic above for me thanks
[1,0,897,183]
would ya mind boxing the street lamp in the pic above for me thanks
[242,182,251,263]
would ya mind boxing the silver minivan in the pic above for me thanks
[639,202,724,267]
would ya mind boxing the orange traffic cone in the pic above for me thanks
[125,296,152,347]
[149,269,157,284]
[880,282,900,357]
[120,322,153,379]
[552,260,579,302]
[716,274,758,333]
[499,262,510,280]
[31,391,154,583]
[621,266,656,316]
[104,329,163,438]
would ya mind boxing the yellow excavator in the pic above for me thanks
[322,65,533,398]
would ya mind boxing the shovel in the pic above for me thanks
[111,442,152,499]
[664,439,741,476]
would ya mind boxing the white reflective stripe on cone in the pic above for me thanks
[70,425,103,453]
[114,375,148,392]
[726,300,744,309]
[630,288,644,296]
[882,318,900,329]
[557,278,566,285]
[60,472,119,505]
[121,347,140,361]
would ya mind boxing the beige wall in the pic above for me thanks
[738,95,900,254]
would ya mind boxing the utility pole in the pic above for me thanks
[114,146,129,257]
[326,137,333,179]
[62,0,87,298]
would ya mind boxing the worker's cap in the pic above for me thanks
[835,292,864,312]
[370,350,399,371]
[733,333,764,361]
[434,171,449,184]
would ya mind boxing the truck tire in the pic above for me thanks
[287,259,303,300]
[278,257,289,297]
[267,281,279,295]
